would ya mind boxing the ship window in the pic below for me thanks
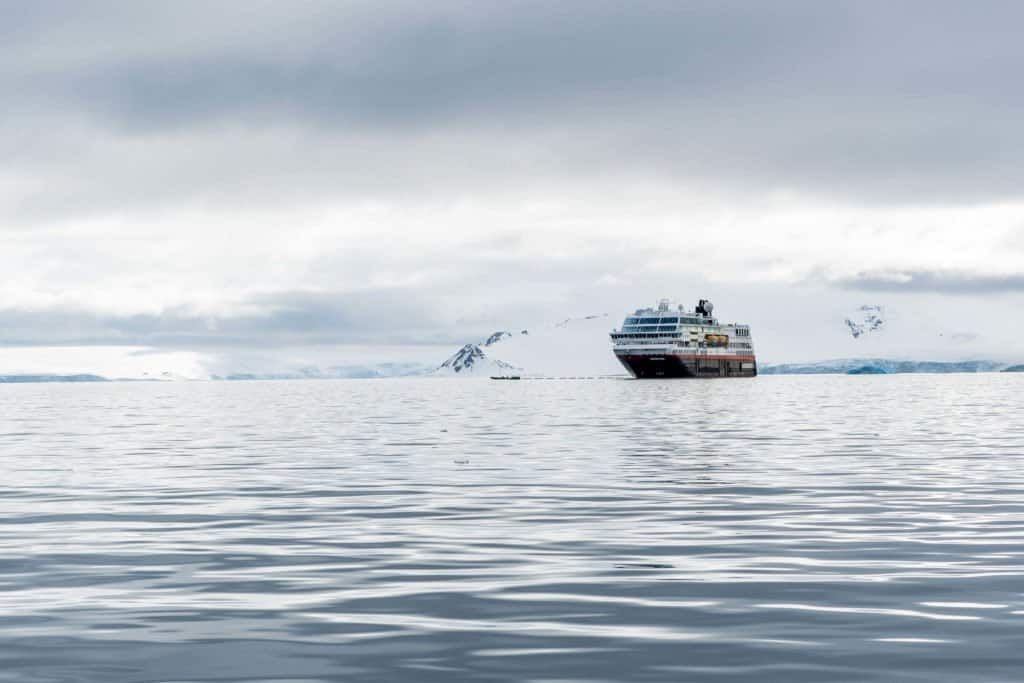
[626,317,640,325]
[659,317,679,324]
[658,325,676,332]
[638,317,660,324]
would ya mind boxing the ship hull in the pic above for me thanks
[616,353,757,379]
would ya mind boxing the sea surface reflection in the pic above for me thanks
[1,375,1023,681]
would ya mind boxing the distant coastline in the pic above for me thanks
[761,359,1022,375]
[0,374,108,383]
[3,360,1024,383]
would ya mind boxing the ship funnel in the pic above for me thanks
[696,299,714,317]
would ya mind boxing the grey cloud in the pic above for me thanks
[11,2,827,129]
[5,0,1024,217]
[0,243,698,348]
[837,270,1024,294]
[0,289,460,347]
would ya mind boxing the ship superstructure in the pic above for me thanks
[610,299,756,378]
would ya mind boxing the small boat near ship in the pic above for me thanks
[610,298,757,378]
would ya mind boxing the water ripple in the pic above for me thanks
[1,375,1023,681]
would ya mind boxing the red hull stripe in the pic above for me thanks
[618,354,756,362]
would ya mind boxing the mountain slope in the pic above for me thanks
[434,343,522,376]
[434,315,624,377]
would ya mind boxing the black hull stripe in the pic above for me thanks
[616,354,757,379]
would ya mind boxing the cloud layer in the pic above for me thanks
[3,1,1024,361]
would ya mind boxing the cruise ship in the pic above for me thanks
[610,299,757,378]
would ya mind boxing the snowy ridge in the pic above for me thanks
[555,314,605,328]
[483,331,515,347]
[213,362,433,380]
[434,314,623,377]
[434,342,522,375]
[845,305,885,339]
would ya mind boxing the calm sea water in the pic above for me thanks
[2,375,1023,682]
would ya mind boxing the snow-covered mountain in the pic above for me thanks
[432,329,538,375]
[434,314,624,377]
[845,305,885,339]
[482,331,514,346]
[434,338,524,375]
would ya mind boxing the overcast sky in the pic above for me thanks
[3,1,1024,373]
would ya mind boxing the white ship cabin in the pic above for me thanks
[609,299,754,351]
